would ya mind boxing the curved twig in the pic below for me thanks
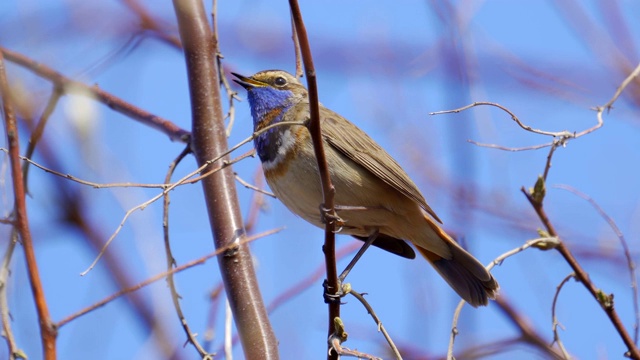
[551,273,576,359]
[162,145,210,358]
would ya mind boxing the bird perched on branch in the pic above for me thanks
[233,70,498,307]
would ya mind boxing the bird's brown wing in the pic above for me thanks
[319,107,442,224]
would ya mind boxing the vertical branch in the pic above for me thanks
[288,1,339,358]
[171,1,278,359]
[0,54,57,359]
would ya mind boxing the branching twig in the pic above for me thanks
[522,187,640,359]
[80,121,303,275]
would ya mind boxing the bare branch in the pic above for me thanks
[0,52,57,359]
[173,0,278,358]
[349,289,402,360]
[162,145,210,357]
[448,236,559,360]
[0,47,190,143]
[554,184,639,344]
[0,230,26,360]
[57,228,283,328]
[551,273,576,359]
[288,4,340,360]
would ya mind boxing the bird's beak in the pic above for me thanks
[231,72,267,90]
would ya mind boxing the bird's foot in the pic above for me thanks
[319,204,345,228]
[323,279,351,304]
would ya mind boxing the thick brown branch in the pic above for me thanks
[172,1,278,359]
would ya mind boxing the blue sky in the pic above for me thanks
[1,1,640,359]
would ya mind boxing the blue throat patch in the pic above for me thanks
[247,87,295,163]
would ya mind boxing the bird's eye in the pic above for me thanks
[274,77,287,86]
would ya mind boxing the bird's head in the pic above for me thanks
[232,70,308,122]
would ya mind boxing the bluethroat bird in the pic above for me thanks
[233,70,498,307]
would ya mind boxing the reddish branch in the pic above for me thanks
[522,188,640,359]
[288,2,340,359]
[0,54,57,359]
[0,47,190,143]
[171,0,278,359]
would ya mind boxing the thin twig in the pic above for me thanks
[121,0,183,50]
[603,61,640,110]
[79,146,244,275]
[79,121,303,275]
[550,273,576,359]
[162,145,210,357]
[430,102,573,138]
[56,228,284,328]
[234,173,276,198]
[290,14,303,79]
[211,0,240,137]
[0,230,26,360]
[467,139,554,151]
[22,86,62,190]
[350,289,402,359]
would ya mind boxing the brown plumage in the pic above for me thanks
[233,70,499,307]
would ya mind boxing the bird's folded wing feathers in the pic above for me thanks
[318,108,442,224]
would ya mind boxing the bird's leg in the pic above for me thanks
[324,229,379,303]
[339,229,378,283]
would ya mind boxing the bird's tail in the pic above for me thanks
[416,218,499,307]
